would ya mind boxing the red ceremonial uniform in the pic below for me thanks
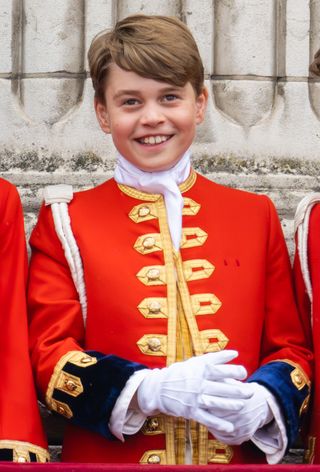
[28,171,311,464]
[0,179,49,462]
[294,202,320,463]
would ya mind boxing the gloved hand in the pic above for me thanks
[210,381,273,445]
[137,350,252,434]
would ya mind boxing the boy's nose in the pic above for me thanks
[140,104,165,127]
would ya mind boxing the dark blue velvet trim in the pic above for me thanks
[52,351,147,440]
[247,361,310,447]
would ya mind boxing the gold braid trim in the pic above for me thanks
[117,169,197,201]
[0,440,49,462]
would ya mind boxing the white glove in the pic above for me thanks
[137,350,252,434]
[211,381,273,445]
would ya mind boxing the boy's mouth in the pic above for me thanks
[136,135,172,145]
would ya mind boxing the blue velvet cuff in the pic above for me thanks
[51,351,147,440]
[247,361,310,447]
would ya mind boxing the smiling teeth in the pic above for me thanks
[140,135,169,144]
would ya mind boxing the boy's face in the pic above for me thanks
[95,64,208,172]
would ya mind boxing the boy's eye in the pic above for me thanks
[123,98,139,106]
[162,94,178,102]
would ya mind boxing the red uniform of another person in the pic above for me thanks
[28,171,312,464]
[294,196,320,463]
[0,179,49,462]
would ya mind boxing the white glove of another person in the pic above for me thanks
[211,381,274,445]
[137,350,252,435]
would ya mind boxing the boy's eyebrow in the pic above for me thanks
[113,86,183,100]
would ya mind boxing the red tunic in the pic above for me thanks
[0,179,48,462]
[28,171,312,464]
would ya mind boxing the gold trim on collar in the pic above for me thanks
[117,169,197,201]
[137,334,167,356]
[191,293,222,316]
[138,297,168,318]
[129,203,158,223]
[183,197,201,216]
[180,227,208,249]
[183,259,214,281]
[200,329,229,353]
[208,440,233,464]
[0,441,49,463]
[136,265,166,286]
[134,233,162,255]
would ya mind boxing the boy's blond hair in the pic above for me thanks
[88,14,204,103]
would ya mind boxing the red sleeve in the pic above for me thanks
[28,203,85,398]
[260,196,313,378]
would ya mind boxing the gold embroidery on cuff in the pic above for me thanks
[0,441,50,463]
[140,450,167,465]
[55,371,84,397]
[300,394,310,415]
[291,367,309,390]
[141,416,165,435]
[304,436,316,464]
[183,259,214,281]
[129,203,158,223]
[200,329,229,353]
[180,227,208,249]
[136,265,166,285]
[265,359,311,389]
[50,399,73,419]
[182,197,201,216]
[208,440,233,464]
[137,334,167,356]
[138,297,168,318]
[191,293,222,316]
[134,233,163,255]
[46,351,96,413]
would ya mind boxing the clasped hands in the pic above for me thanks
[137,350,272,445]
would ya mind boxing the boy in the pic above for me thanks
[0,179,49,462]
[28,15,312,465]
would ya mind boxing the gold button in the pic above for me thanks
[294,373,303,386]
[143,237,155,249]
[148,300,162,314]
[138,206,150,217]
[81,356,92,364]
[17,457,27,463]
[65,380,77,392]
[147,417,159,431]
[57,405,66,415]
[148,337,161,352]
[147,454,161,464]
[147,268,160,281]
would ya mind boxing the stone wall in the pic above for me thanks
[1,0,320,256]
[0,0,318,461]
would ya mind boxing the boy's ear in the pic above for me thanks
[195,87,208,125]
[94,98,111,134]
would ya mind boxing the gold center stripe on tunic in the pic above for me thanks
[155,196,178,465]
